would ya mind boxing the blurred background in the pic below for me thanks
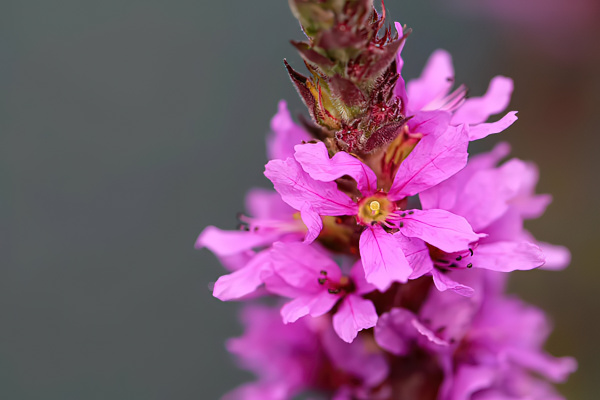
[1,0,598,399]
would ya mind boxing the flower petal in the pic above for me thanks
[333,295,378,343]
[468,111,518,141]
[196,226,279,257]
[267,100,311,160]
[281,291,340,323]
[449,158,527,231]
[431,268,475,297]
[397,209,481,253]
[300,207,323,244]
[448,365,496,400]
[389,115,469,199]
[213,251,273,301]
[419,141,511,211]
[359,225,413,291]
[406,49,454,112]
[399,235,434,279]
[538,241,571,271]
[349,260,377,295]
[471,241,545,272]
[507,348,577,383]
[244,188,295,220]
[452,76,514,125]
[374,308,416,355]
[294,142,377,195]
[264,158,357,239]
[271,242,341,291]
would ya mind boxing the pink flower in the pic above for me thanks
[196,188,305,301]
[267,100,311,161]
[394,23,518,142]
[265,242,377,343]
[418,142,570,295]
[374,270,577,399]
[225,304,390,400]
[223,305,323,400]
[264,124,481,291]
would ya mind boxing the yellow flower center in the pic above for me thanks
[357,195,393,225]
[369,201,381,212]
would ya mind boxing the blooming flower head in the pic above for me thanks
[196,1,576,398]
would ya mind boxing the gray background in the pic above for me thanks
[1,1,598,399]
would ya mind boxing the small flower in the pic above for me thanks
[265,118,482,290]
[195,188,305,301]
[265,242,377,343]
[394,21,518,142]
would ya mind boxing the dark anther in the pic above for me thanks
[399,222,404,228]
[466,263,473,268]
[320,270,327,276]
[456,255,462,261]
[408,211,414,215]
[401,213,406,217]
[318,278,327,285]
[468,248,474,256]
[328,288,341,294]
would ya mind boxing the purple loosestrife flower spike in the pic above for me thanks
[196,1,576,399]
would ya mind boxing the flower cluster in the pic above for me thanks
[197,2,575,399]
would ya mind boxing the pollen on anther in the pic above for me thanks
[369,201,381,212]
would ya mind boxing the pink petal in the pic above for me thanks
[468,111,518,141]
[419,141,511,211]
[449,365,496,400]
[322,329,389,388]
[374,308,417,355]
[300,207,323,244]
[397,209,481,253]
[264,158,357,238]
[452,76,514,125]
[411,318,450,347]
[281,291,340,323]
[471,241,545,272]
[270,242,341,291]
[333,295,378,343]
[349,260,377,295]
[399,235,434,279]
[267,100,311,160]
[213,251,273,301]
[244,188,295,220]
[195,226,279,257]
[389,115,469,199]
[507,348,577,383]
[431,268,474,297]
[538,241,571,271]
[359,225,413,291]
[294,142,377,195]
[450,158,526,231]
[406,49,454,112]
